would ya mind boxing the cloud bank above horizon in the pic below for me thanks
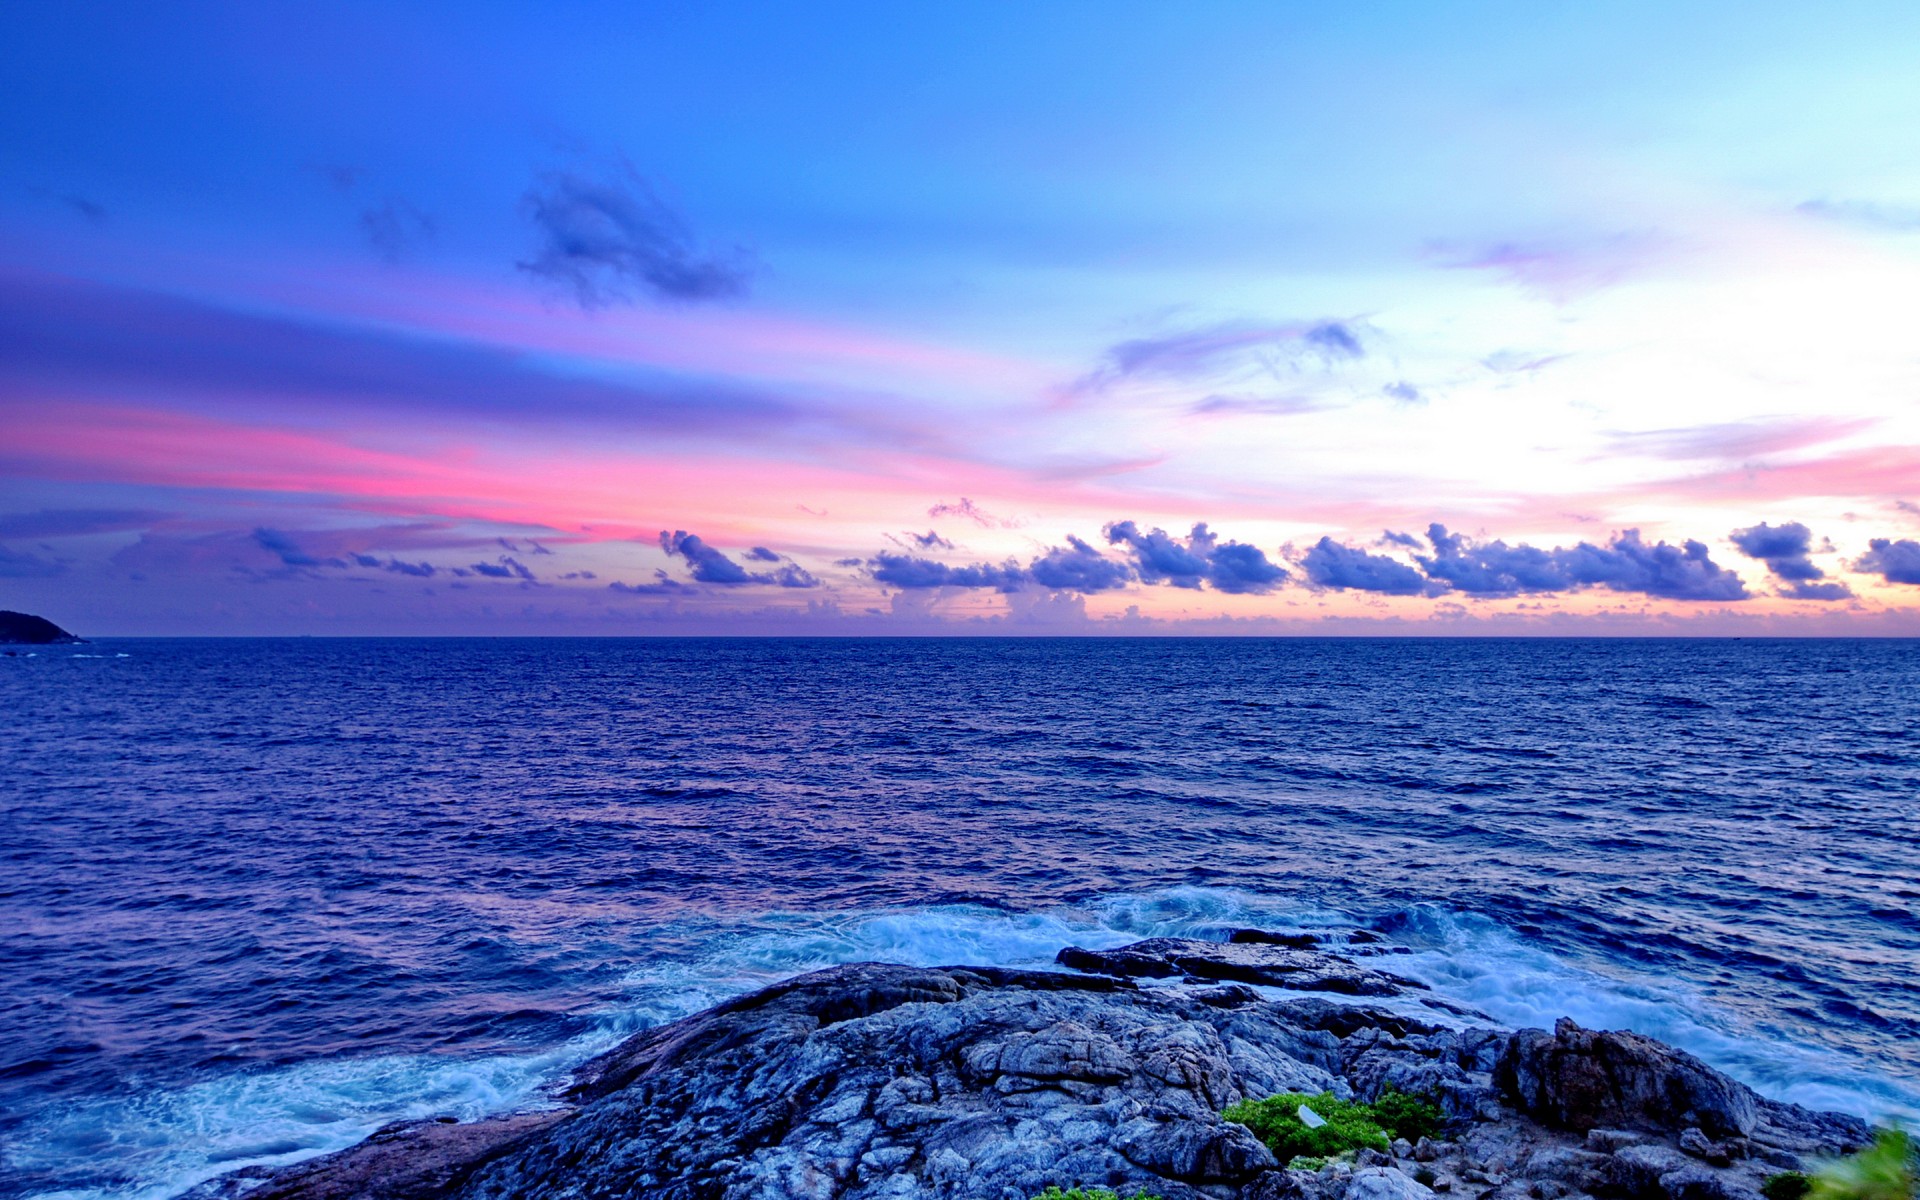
[4,2,1920,635]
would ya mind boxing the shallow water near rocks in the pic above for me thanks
[2,637,1916,1198]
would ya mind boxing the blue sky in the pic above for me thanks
[4,2,1920,633]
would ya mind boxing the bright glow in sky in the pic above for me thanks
[4,2,1920,634]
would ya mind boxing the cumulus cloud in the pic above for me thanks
[1856,538,1920,585]
[1404,526,1750,602]
[869,553,1027,592]
[1103,521,1209,588]
[1027,536,1133,592]
[658,530,818,588]
[1100,521,1287,594]
[1418,524,1569,597]
[1300,538,1434,595]
[1728,521,1850,598]
[1555,530,1748,601]
[770,563,819,589]
[659,529,758,585]
[868,536,1131,594]
[519,168,751,307]
[1204,542,1288,594]
[467,556,538,582]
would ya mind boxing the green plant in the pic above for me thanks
[1764,1171,1813,1200]
[1222,1091,1392,1161]
[1290,1156,1328,1171]
[1029,1188,1162,1200]
[1221,1086,1445,1163]
[1369,1086,1445,1143]
[1808,1130,1915,1200]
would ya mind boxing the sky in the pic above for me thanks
[4,2,1920,635]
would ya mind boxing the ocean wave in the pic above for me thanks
[9,887,1914,1199]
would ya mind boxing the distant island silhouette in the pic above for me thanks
[0,611,83,644]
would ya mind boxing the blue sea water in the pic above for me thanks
[1,637,1917,1198]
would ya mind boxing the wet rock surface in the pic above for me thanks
[214,937,1874,1200]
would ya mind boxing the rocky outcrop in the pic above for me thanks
[207,937,1875,1200]
[1496,1018,1760,1138]
[0,610,81,644]
[1056,938,1422,997]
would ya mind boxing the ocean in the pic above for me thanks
[2,637,1916,1198]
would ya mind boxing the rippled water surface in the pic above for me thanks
[2,638,1917,1197]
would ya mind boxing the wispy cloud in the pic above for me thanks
[928,497,1019,528]
[0,509,166,539]
[518,167,752,307]
[1066,319,1365,400]
[0,271,800,436]
[1605,416,1874,462]
[360,198,434,262]
[1796,198,1920,233]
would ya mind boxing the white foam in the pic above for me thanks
[1379,903,1920,1122]
[13,888,1913,1199]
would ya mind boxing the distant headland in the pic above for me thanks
[0,610,83,644]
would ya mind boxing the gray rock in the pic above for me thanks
[1521,1147,1610,1193]
[1583,1127,1650,1153]
[1345,1166,1437,1200]
[1058,938,1425,996]
[1496,1019,1759,1137]
[1609,1143,1699,1193]
[188,1112,569,1200]
[1681,1127,1733,1166]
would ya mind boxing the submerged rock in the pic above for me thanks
[222,942,1875,1200]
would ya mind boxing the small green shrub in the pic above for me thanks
[1808,1130,1915,1200]
[1030,1188,1162,1200]
[1369,1087,1445,1143]
[1289,1156,1328,1171]
[1222,1086,1444,1163]
[1222,1091,1392,1161]
[1765,1171,1813,1200]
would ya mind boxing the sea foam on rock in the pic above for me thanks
[200,936,1873,1200]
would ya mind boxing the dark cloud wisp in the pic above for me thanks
[519,169,752,307]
